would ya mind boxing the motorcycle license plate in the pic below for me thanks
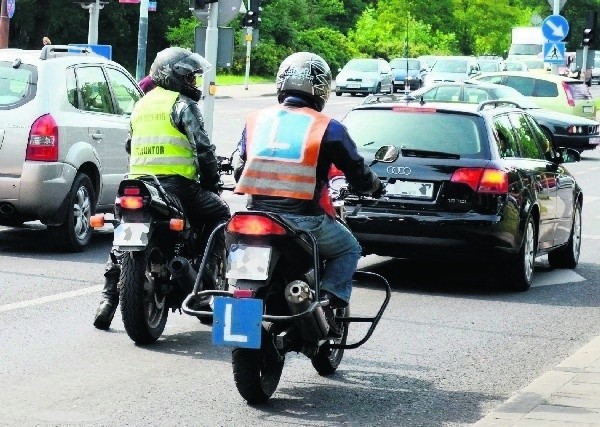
[226,244,271,280]
[212,297,263,349]
[113,223,151,248]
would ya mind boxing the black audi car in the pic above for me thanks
[368,81,600,153]
[339,99,583,291]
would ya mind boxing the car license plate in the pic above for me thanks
[583,106,594,113]
[113,223,150,248]
[388,181,434,198]
[226,244,271,280]
[590,137,600,145]
[212,297,263,349]
[347,83,360,89]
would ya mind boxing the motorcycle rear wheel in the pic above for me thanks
[311,305,350,376]
[120,242,169,344]
[232,330,284,404]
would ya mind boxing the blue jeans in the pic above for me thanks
[280,214,362,304]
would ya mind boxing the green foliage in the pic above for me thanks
[166,17,197,50]
[296,28,358,72]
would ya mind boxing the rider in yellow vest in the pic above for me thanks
[234,52,384,337]
[94,47,231,330]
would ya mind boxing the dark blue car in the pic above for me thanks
[389,57,426,92]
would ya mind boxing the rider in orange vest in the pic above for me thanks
[234,52,384,336]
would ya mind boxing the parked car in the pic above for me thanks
[340,98,582,291]
[334,58,393,96]
[470,71,596,119]
[389,57,426,92]
[477,59,505,72]
[422,56,481,86]
[0,45,143,251]
[417,55,440,70]
[408,81,600,152]
[504,60,529,72]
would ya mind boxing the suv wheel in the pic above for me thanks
[48,173,95,252]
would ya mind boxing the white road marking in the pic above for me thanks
[0,286,102,313]
[531,269,585,287]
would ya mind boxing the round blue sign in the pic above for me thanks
[7,0,15,19]
[542,15,569,42]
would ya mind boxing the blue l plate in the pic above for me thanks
[212,297,263,349]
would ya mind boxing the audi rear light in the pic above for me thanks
[227,215,287,235]
[26,114,58,162]
[562,82,575,107]
[451,168,508,194]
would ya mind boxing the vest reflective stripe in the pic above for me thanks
[235,106,330,200]
[129,87,198,180]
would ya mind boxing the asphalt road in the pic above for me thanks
[1,92,600,427]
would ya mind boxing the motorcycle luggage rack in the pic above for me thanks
[181,219,391,351]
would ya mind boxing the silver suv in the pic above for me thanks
[0,45,143,251]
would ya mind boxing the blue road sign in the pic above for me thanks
[542,15,569,42]
[68,44,112,60]
[543,42,566,64]
[212,297,262,349]
[7,0,15,19]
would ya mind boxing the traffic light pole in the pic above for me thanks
[243,27,252,90]
[202,1,219,140]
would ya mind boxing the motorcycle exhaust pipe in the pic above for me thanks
[284,280,329,342]
[168,256,197,292]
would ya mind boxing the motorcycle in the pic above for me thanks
[90,155,235,345]
[181,147,393,404]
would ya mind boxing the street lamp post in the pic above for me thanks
[0,0,9,48]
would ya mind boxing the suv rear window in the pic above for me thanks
[343,109,486,159]
[566,82,593,100]
[0,62,36,109]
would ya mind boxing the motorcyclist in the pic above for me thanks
[93,47,231,330]
[233,51,384,337]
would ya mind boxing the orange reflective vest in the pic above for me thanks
[235,106,331,200]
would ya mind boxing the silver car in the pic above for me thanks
[334,58,393,96]
[423,56,481,86]
[0,45,143,251]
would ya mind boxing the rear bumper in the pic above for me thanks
[344,209,519,259]
[0,161,76,223]
[335,84,377,94]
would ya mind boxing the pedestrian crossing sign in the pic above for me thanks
[543,42,566,64]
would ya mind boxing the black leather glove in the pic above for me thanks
[371,181,386,199]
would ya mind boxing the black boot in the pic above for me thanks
[93,265,120,330]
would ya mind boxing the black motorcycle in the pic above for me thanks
[91,156,234,344]
[182,148,392,404]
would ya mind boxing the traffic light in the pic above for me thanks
[242,0,262,28]
[582,11,597,48]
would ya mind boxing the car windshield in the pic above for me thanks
[344,59,378,72]
[431,60,469,73]
[479,61,500,72]
[390,59,420,70]
[343,109,485,159]
[505,62,525,71]
[0,63,35,108]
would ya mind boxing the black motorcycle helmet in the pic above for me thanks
[276,52,332,112]
[149,47,212,102]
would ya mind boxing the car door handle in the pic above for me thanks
[92,132,103,140]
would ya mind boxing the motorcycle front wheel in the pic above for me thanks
[232,329,284,404]
[120,242,169,345]
[311,305,350,376]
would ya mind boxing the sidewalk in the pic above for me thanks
[474,337,600,426]
[216,82,600,426]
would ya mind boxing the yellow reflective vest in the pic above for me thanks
[129,87,198,180]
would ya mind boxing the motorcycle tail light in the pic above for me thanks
[123,187,141,196]
[169,218,185,231]
[119,196,144,209]
[233,289,254,298]
[90,214,105,228]
[227,215,287,235]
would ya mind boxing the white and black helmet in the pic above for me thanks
[276,52,332,112]
[150,47,212,101]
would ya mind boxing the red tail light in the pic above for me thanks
[451,168,508,194]
[233,289,254,298]
[119,196,144,209]
[562,82,575,107]
[227,215,287,235]
[123,187,141,196]
[26,114,58,161]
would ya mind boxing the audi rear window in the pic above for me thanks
[566,82,593,100]
[0,62,37,109]
[342,109,487,159]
